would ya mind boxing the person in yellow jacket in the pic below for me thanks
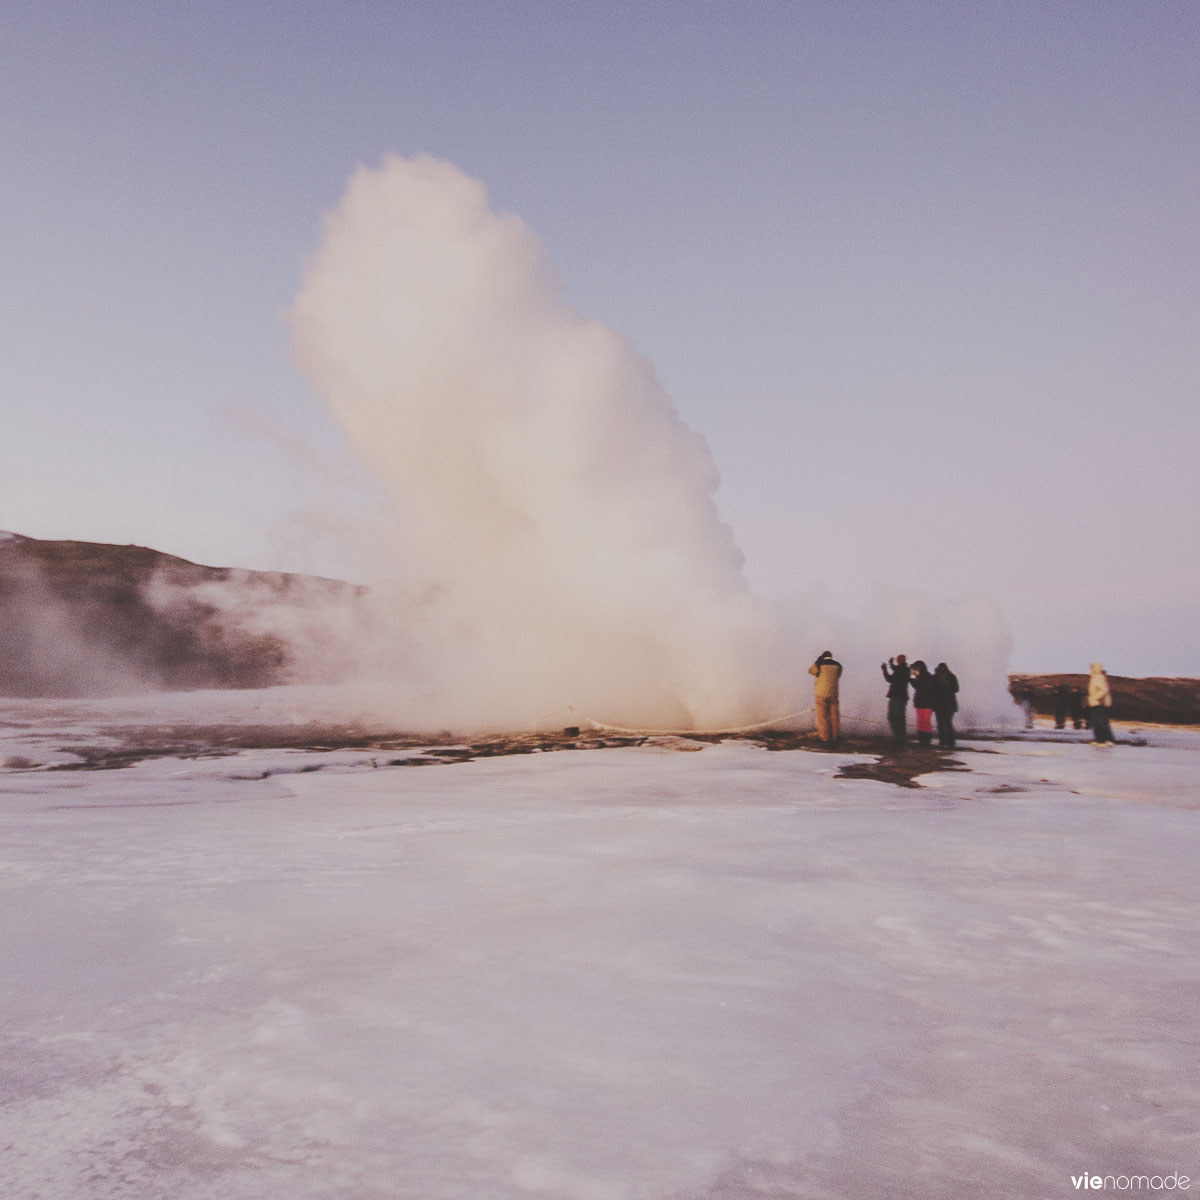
[809,650,843,746]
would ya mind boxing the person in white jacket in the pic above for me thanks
[1087,662,1115,745]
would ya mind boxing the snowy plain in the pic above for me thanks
[1,693,1198,1200]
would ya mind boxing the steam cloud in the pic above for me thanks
[291,155,786,730]
[288,154,1013,732]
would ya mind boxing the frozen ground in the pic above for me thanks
[1,694,1198,1200]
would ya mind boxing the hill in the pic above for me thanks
[0,533,361,697]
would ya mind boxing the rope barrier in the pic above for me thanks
[531,704,813,737]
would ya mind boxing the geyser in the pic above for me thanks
[291,154,786,730]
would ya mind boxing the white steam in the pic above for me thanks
[287,154,1014,732]
[291,155,785,730]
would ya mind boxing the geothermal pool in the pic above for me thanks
[1,695,1197,1199]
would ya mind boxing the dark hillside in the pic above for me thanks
[0,534,361,697]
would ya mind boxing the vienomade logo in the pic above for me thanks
[1071,1173,1190,1191]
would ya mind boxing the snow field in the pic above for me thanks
[1,719,1198,1199]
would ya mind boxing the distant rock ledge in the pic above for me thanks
[1008,672,1200,726]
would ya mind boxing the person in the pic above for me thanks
[1052,684,1070,730]
[909,660,937,746]
[881,654,910,744]
[808,650,843,746]
[1070,689,1085,730]
[1013,686,1035,729]
[933,662,959,748]
[1087,662,1115,745]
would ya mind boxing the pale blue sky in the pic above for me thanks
[2,1,1197,673]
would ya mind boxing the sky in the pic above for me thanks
[2,0,1197,676]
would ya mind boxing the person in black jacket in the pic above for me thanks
[910,660,937,746]
[881,655,910,744]
[1070,689,1085,730]
[933,662,959,748]
[1052,684,1070,729]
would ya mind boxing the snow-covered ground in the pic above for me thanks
[1,696,1197,1200]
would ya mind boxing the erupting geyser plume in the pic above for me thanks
[291,154,787,730]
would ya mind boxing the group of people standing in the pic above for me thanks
[1012,663,1115,744]
[806,651,960,748]
[810,653,1118,749]
[881,655,959,747]
[889,660,1119,748]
